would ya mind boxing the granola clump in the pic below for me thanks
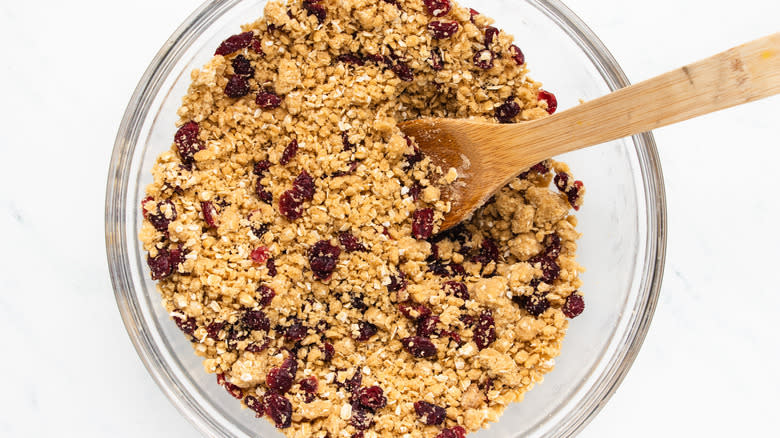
[139,1,586,436]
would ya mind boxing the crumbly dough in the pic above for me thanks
[139,1,586,437]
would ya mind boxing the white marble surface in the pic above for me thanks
[0,0,778,436]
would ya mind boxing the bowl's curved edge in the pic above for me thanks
[528,1,668,436]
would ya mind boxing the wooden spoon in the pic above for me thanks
[400,33,780,231]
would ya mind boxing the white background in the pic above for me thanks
[0,0,778,436]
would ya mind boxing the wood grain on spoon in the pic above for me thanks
[400,33,780,231]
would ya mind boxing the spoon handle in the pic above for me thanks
[513,32,780,161]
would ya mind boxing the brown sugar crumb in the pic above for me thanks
[139,0,587,437]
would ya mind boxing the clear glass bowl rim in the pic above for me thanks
[105,0,667,436]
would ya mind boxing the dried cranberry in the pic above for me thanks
[567,180,584,210]
[351,407,373,430]
[339,232,367,252]
[562,294,585,318]
[469,8,480,20]
[303,0,326,23]
[365,53,388,65]
[474,310,496,350]
[222,379,244,399]
[173,314,197,335]
[509,44,525,65]
[402,336,437,358]
[255,180,273,205]
[147,246,183,280]
[251,246,271,264]
[256,91,282,109]
[336,53,365,66]
[173,122,204,167]
[473,49,494,69]
[351,294,368,311]
[532,255,560,283]
[538,89,558,114]
[147,199,177,232]
[292,170,315,201]
[246,340,270,353]
[215,31,254,56]
[484,26,499,47]
[554,171,569,192]
[412,208,435,240]
[285,321,308,342]
[224,74,250,98]
[266,258,278,276]
[279,140,298,165]
[345,371,363,393]
[231,55,254,76]
[300,376,319,402]
[279,190,304,220]
[354,321,378,341]
[473,238,499,264]
[428,21,459,39]
[206,321,225,339]
[437,426,467,438]
[424,0,451,17]
[398,303,432,321]
[244,395,265,417]
[388,271,408,292]
[495,98,520,123]
[443,281,469,300]
[201,201,218,228]
[357,386,387,410]
[264,393,292,428]
[250,37,264,55]
[392,60,415,82]
[308,240,341,280]
[429,47,444,71]
[244,310,270,331]
[542,234,561,258]
[257,285,276,307]
[266,360,296,394]
[141,196,154,219]
[516,294,550,317]
[409,183,423,201]
[414,401,446,425]
[530,161,550,174]
[341,131,356,151]
[321,342,335,362]
[417,315,440,337]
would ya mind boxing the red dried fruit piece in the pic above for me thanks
[345,371,363,393]
[250,37,264,55]
[473,49,494,69]
[542,233,561,258]
[357,386,387,410]
[173,314,197,335]
[473,237,499,264]
[299,376,318,402]
[412,208,435,240]
[562,294,585,318]
[336,53,365,66]
[265,393,292,429]
[409,183,423,201]
[251,246,271,264]
[280,140,298,165]
[243,310,270,331]
[398,302,432,321]
[244,395,265,418]
[437,426,467,438]
[474,310,496,350]
[339,232,367,252]
[509,44,525,65]
[365,53,388,65]
[484,26,499,47]
[417,315,440,337]
[414,401,446,425]
[495,97,520,123]
[567,180,584,210]
[224,74,250,98]
[174,121,205,168]
[424,0,451,17]
[538,89,558,114]
[256,180,273,205]
[257,285,276,307]
[353,433,365,438]
[308,240,341,280]
[147,246,183,280]
[443,281,469,300]
[141,196,154,219]
[354,321,378,341]
[530,161,550,174]
[147,199,177,232]
[531,254,560,283]
[388,271,408,292]
[402,336,437,358]
[392,60,415,82]
[253,159,272,176]
[285,321,308,342]
[279,190,304,220]
[515,293,550,317]
[350,407,373,430]
[201,201,218,228]
[266,258,278,276]
[256,91,282,109]
[231,55,254,76]
[217,374,243,399]
[266,356,297,394]
[246,340,270,353]
[429,47,444,71]
[321,342,335,362]
[292,170,315,201]
[554,171,569,192]
[206,321,225,339]
[428,21,460,39]
[215,31,254,56]
[303,0,326,23]
[341,131,356,151]
[469,8,480,21]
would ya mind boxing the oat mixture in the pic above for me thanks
[140,0,587,437]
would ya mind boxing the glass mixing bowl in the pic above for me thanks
[106,0,667,436]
